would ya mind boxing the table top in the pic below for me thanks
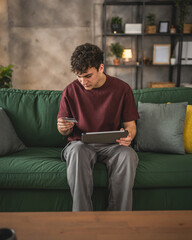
[0,211,192,240]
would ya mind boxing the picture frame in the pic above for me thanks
[153,44,171,65]
[158,21,169,33]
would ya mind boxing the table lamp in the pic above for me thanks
[122,49,132,63]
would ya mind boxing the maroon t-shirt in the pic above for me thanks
[57,74,139,141]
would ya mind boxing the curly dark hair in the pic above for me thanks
[71,43,104,74]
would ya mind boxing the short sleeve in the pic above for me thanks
[122,86,139,122]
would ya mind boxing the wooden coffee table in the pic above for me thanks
[0,211,192,240]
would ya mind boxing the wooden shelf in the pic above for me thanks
[106,64,140,68]
[104,33,192,37]
[102,0,192,89]
[104,1,175,6]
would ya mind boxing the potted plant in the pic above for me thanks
[145,13,157,33]
[111,16,123,34]
[0,65,14,88]
[174,0,191,33]
[110,42,124,65]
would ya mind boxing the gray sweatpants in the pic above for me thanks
[62,141,139,211]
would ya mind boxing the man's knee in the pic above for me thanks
[65,141,97,167]
[116,146,138,169]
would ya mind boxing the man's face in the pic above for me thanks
[76,64,105,90]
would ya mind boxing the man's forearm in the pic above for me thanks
[123,121,137,140]
[125,126,136,140]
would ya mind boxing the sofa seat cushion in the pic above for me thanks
[135,152,192,188]
[0,147,108,190]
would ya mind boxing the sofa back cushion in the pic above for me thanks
[0,89,66,147]
[1,87,192,147]
[133,87,192,105]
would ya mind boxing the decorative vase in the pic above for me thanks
[170,58,176,65]
[170,25,176,34]
[111,23,122,34]
[183,24,192,34]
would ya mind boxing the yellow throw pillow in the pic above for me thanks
[184,105,192,153]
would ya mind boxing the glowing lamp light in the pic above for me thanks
[122,49,132,62]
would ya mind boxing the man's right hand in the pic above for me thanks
[57,118,75,136]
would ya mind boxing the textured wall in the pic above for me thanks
[0,0,191,90]
[0,0,9,65]
[1,0,93,90]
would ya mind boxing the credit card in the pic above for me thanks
[61,117,78,123]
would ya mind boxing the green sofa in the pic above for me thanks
[0,87,192,211]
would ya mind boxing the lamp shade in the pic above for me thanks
[122,49,132,59]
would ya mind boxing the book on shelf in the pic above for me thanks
[175,42,192,65]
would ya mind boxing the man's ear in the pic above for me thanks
[99,64,104,73]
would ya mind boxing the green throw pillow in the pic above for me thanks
[0,107,27,156]
[134,102,188,154]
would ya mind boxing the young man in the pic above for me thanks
[57,43,139,211]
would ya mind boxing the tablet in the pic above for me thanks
[81,130,128,144]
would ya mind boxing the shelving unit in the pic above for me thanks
[102,0,192,89]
